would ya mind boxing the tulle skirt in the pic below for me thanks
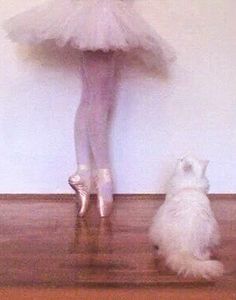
[3,0,176,72]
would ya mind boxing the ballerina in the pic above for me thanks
[3,0,176,217]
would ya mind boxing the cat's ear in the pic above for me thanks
[201,160,209,173]
[176,158,183,168]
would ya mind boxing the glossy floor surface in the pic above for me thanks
[0,196,235,298]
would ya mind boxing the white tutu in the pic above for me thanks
[3,0,176,71]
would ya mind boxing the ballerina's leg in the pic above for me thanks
[83,51,117,169]
[74,63,91,169]
[83,51,118,217]
[69,60,92,216]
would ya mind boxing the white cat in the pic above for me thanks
[149,155,224,279]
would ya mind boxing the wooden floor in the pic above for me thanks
[0,195,235,299]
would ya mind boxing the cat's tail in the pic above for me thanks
[166,251,224,279]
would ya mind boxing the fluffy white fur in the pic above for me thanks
[149,155,224,279]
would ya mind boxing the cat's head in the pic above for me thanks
[166,155,210,194]
[167,155,210,194]
[175,155,209,178]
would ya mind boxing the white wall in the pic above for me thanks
[0,0,236,194]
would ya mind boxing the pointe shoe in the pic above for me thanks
[68,165,91,217]
[96,169,113,218]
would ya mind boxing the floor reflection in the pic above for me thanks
[68,211,116,280]
[70,210,113,256]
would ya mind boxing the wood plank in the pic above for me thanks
[0,193,235,201]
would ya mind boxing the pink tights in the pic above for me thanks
[74,51,118,169]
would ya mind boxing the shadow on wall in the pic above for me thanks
[15,41,82,72]
[13,39,175,81]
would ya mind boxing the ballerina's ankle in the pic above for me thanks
[69,165,91,184]
[96,168,112,183]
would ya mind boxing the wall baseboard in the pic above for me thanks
[0,194,235,202]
